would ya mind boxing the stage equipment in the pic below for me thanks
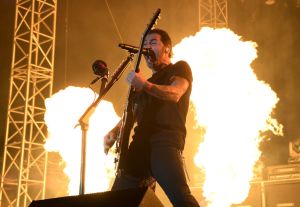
[29,187,163,207]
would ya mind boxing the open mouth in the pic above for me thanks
[145,56,153,64]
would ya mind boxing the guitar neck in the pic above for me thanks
[115,8,161,172]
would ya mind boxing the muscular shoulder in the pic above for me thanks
[171,60,193,84]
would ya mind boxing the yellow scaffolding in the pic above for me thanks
[199,0,228,29]
[0,0,57,206]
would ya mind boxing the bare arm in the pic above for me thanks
[127,71,190,103]
[143,76,189,102]
[103,104,139,154]
[103,120,121,154]
[110,119,122,134]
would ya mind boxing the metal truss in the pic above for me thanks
[199,0,228,28]
[0,0,57,206]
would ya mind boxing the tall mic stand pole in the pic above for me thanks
[100,74,108,96]
[79,75,107,195]
[77,53,134,195]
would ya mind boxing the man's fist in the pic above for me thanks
[126,70,147,92]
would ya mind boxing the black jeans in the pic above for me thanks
[112,133,200,207]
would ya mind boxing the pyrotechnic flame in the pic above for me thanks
[43,28,283,206]
[44,86,119,195]
[172,27,283,207]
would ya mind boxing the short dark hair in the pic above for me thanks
[149,29,172,57]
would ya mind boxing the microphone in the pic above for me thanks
[118,43,156,60]
[90,60,109,85]
[92,60,109,77]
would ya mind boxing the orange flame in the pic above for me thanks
[172,27,283,206]
[44,86,119,195]
[43,28,283,206]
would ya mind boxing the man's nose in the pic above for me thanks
[143,43,151,49]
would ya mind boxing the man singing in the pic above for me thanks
[104,29,200,207]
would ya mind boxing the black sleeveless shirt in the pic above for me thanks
[134,60,193,150]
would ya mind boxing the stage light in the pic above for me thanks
[265,0,276,5]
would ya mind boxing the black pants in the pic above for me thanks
[112,132,200,207]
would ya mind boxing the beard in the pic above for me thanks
[144,50,164,71]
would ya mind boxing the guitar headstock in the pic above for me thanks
[144,8,161,36]
[134,8,161,73]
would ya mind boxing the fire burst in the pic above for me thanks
[44,86,119,195]
[172,27,282,207]
[44,27,282,206]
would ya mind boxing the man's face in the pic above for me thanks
[143,33,169,70]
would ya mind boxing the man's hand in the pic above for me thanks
[126,70,147,91]
[103,131,118,154]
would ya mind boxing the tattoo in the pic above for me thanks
[143,76,189,102]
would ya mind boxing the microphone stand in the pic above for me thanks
[100,74,108,96]
[77,53,134,195]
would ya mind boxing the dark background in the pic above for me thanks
[1,0,300,188]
